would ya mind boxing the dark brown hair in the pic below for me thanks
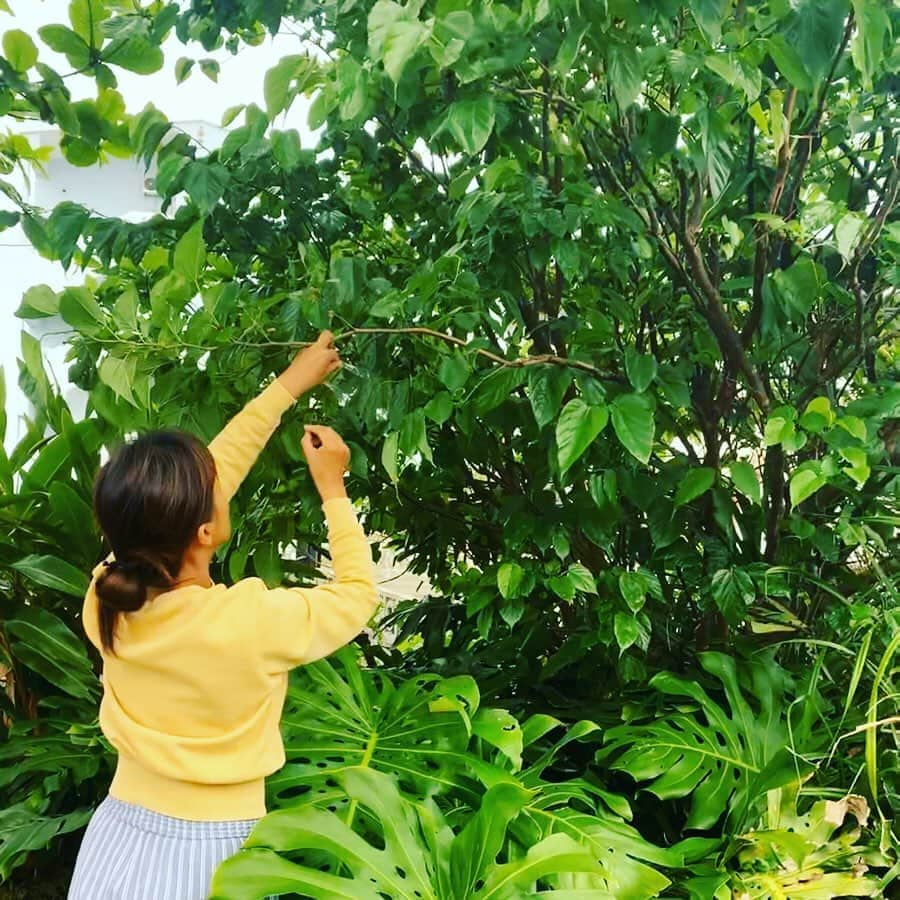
[92,431,216,652]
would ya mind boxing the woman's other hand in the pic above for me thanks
[302,425,350,500]
[278,331,342,398]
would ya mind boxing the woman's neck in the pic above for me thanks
[172,546,215,589]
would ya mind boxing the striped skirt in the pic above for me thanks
[67,795,259,899]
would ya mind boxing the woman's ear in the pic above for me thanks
[196,520,215,548]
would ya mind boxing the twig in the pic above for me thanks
[338,326,625,383]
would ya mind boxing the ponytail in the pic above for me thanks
[92,430,216,653]
[94,552,176,652]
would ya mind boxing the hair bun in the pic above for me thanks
[95,562,148,613]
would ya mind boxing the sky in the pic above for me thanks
[1,1,315,448]
[5,1,315,131]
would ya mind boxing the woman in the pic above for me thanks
[68,331,379,899]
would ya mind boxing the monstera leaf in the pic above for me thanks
[510,716,696,897]
[211,767,603,900]
[231,657,677,900]
[268,650,515,813]
[604,652,807,830]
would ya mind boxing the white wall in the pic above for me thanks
[1,122,225,451]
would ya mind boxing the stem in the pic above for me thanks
[344,729,378,830]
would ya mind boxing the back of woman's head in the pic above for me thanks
[93,431,216,652]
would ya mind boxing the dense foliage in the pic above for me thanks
[0,0,898,896]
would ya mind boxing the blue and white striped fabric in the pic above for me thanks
[67,795,258,899]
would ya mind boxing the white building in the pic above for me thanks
[0,120,225,449]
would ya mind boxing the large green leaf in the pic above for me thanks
[3,604,96,700]
[850,0,889,90]
[2,29,38,71]
[443,96,496,155]
[0,804,92,881]
[11,553,89,596]
[173,219,206,283]
[214,767,603,900]
[674,467,716,507]
[610,394,654,464]
[605,653,801,830]
[264,54,321,118]
[555,399,608,475]
[368,0,430,85]
[59,285,105,333]
[268,650,497,811]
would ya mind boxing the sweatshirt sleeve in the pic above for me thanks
[256,497,380,672]
[207,379,297,502]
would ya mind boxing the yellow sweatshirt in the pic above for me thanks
[82,380,379,821]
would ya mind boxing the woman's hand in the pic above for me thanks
[277,331,342,399]
[302,424,350,500]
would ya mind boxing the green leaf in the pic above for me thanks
[272,129,303,170]
[836,415,867,441]
[611,393,654,464]
[46,201,88,267]
[497,562,524,599]
[790,467,826,508]
[763,415,794,447]
[0,806,93,883]
[183,163,228,214]
[567,563,597,594]
[710,567,754,624]
[98,355,137,406]
[6,604,99,700]
[449,781,532,895]
[437,351,471,392]
[199,59,219,82]
[11,554,89,597]
[381,430,399,483]
[619,572,647,612]
[173,220,206,283]
[15,284,59,319]
[20,332,49,407]
[368,1,429,85]
[424,391,452,424]
[787,0,848,82]
[528,367,572,429]
[472,708,523,769]
[443,96,496,155]
[839,447,870,485]
[728,461,761,505]
[766,35,813,92]
[59,286,105,333]
[675,467,716,507]
[38,24,90,68]
[614,612,640,653]
[105,35,163,74]
[112,284,139,330]
[607,43,642,109]
[689,0,732,42]
[851,0,889,89]
[625,349,657,393]
[555,399,608,475]
[69,0,106,48]
[835,212,865,261]
[3,29,38,71]
[264,54,321,118]
[606,652,795,829]
[49,481,96,555]
[175,56,194,83]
